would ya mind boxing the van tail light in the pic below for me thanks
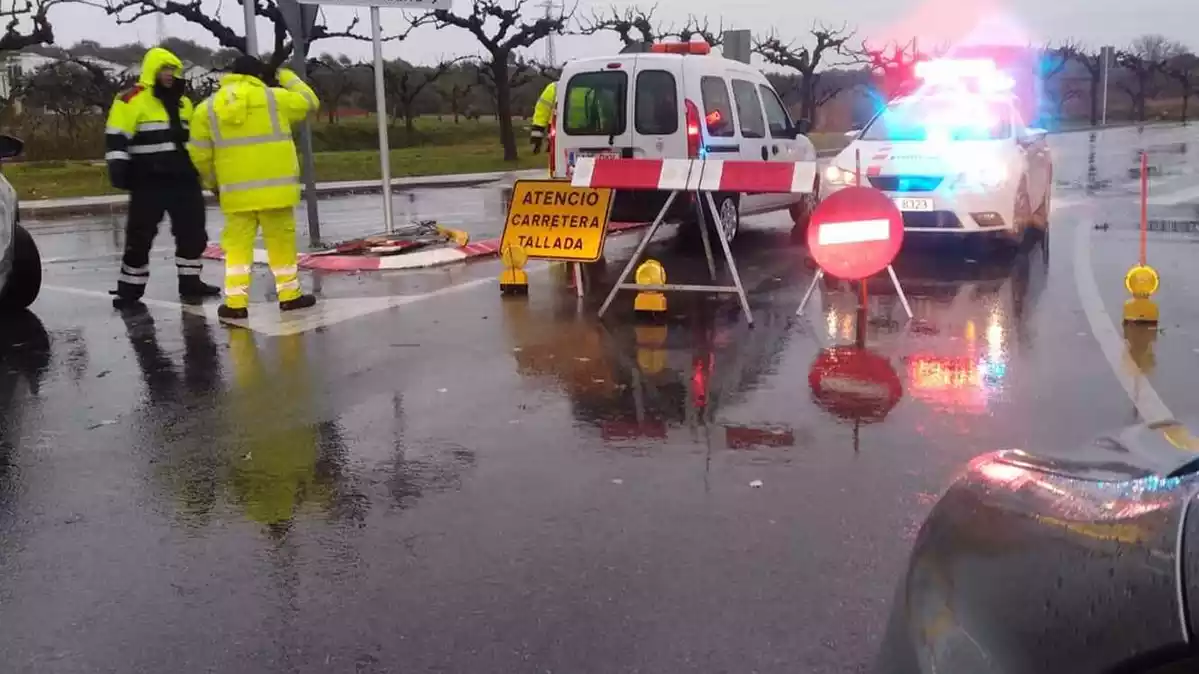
[684,99,701,158]
[548,111,558,176]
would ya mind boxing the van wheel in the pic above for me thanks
[703,193,740,244]
[789,178,820,245]
[0,224,42,310]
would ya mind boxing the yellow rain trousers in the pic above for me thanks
[188,68,319,309]
[227,329,325,532]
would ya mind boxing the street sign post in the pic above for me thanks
[296,0,452,234]
[795,185,913,338]
[279,0,322,246]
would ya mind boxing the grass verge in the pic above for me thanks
[10,143,545,201]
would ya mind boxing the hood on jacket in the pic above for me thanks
[213,73,269,127]
[138,47,184,88]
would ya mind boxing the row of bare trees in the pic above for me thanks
[3,0,1198,160]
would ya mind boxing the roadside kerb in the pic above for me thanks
[200,221,651,272]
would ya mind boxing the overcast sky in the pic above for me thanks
[46,0,1199,66]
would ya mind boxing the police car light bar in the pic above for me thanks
[915,58,1014,92]
[651,41,712,55]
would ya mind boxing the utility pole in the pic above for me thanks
[540,0,559,65]
[243,0,258,55]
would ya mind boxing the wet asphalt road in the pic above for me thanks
[4,123,1199,673]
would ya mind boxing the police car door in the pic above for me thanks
[561,63,635,174]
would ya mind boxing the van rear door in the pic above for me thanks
[630,56,686,161]
[558,61,635,178]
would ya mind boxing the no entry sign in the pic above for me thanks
[808,346,903,423]
[806,186,904,281]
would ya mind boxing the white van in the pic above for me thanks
[550,42,819,243]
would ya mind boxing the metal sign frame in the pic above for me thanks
[286,0,452,233]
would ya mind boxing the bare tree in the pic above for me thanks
[1115,37,1184,122]
[1037,40,1079,121]
[0,0,58,52]
[1066,47,1104,126]
[381,57,466,136]
[412,0,570,161]
[1159,51,1199,123]
[435,67,478,123]
[309,55,367,124]
[576,5,661,47]
[95,0,404,69]
[578,6,722,49]
[860,38,921,100]
[754,24,858,126]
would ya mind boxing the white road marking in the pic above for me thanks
[1072,208,1174,424]
[42,262,550,337]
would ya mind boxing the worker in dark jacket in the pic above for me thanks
[105,47,220,306]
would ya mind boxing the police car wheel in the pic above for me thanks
[0,225,41,311]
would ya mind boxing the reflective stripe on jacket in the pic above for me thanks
[532,81,556,129]
[105,47,196,190]
[188,68,319,214]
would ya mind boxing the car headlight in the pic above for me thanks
[824,165,858,186]
[957,162,1009,190]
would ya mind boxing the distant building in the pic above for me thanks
[0,52,131,100]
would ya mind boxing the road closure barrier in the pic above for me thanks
[571,157,818,326]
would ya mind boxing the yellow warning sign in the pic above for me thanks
[501,180,614,262]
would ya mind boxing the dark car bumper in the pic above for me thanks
[875,421,1199,674]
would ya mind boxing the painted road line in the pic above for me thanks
[1073,217,1174,425]
[43,263,553,337]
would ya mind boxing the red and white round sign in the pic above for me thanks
[806,186,905,281]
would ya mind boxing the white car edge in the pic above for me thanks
[0,134,41,312]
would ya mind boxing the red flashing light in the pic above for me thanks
[650,41,711,55]
[684,99,701,158]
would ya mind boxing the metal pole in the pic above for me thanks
[291,34,321,247]
[1100,48,1111,126]
[243,0,258,55]
[370,6,394,234]
[1140,151,1148,266]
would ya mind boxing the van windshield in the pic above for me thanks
[860,97,1013,141]
[564,71,628,137]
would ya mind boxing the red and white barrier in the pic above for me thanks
[571,156,820,326]
[571,157,817,195]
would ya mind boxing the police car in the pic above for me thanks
[551,41,820,243]
[0,134,40,311]
[821,59,1053,250]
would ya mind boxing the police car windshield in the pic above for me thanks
[860,98,1013,142]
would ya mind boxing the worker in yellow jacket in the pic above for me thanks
[187,55,320,320]
[530,81,556,154]
[106,47,220,305]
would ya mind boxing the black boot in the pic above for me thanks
[109,287,145,310]
[279,294,317,312]
[218,304,249,320]
[179,276,221,299]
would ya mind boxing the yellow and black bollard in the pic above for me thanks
[500,244,529,296]
[633,258,667,316]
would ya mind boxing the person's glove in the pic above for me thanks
[530,125,546,154]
